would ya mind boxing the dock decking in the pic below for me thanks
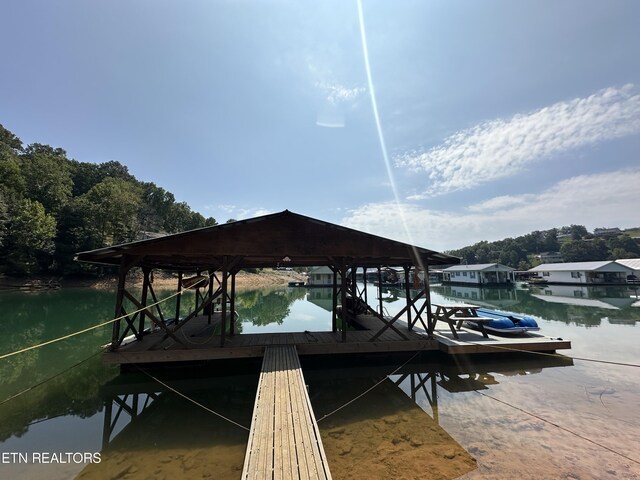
[102,313,570,365]
[242,345,332,480]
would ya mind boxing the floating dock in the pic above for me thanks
[103,312,569,365]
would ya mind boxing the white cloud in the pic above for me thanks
[396,84,640,197]
[314,81,366,128]
[341,169,640,252]
[315,81,366,105]
[208,205,273,221]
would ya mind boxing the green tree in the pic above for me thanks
[4,199,56,273]
[20,144,73,215]
[79,178,141,246]
[0,123,23,160]
[608,235,640,258]
[138,182,176,232]
[560,239,609,262]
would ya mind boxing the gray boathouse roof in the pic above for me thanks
[443,263,514,272]
[529,261,634,273]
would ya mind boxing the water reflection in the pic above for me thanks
[236,286,307,329]
[81,369,258,479]
[1,285,639,479]
[87,352,574,480]
[430,284,640,328]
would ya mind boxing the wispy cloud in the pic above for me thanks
[315,81,366,105]
[397,84,640,198]
[314,81,366,128]
[207,205,273,221]
[341,169,640,251]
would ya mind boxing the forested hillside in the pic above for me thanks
[0,124,219,275]
[446,225,640,270]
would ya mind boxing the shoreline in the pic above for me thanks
[0,270,308,292]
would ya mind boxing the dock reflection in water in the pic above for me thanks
[79,370,259,479]
[85,353,573,480]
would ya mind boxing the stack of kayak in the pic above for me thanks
[465,308,540,335]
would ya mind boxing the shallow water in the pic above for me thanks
[1,284,639,479]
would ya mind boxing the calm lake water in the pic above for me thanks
[1,284,639,479]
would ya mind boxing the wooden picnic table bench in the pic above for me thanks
[431,303,492,339]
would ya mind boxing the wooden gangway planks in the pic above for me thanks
[242,345,332,480]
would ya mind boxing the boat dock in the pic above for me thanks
[102,312,569,365]
[75,211,571,479]
[242,345,332,480]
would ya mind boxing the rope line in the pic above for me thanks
[130,362,250,432]
[0,276,209,361]
[317,347,425,423]
[474,389,640,466]
[0,350,103,407]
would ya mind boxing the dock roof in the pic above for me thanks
[616,258,640,272]
[75,210,458,271]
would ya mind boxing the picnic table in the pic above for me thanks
[431,303,493,339]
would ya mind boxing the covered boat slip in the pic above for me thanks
[77,210,570,366]
[73,211,567,370]
[77,210,454,362]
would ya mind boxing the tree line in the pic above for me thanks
[445,225,640,270]
[0,123,221,276]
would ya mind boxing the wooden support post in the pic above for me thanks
[377,267,383,316]
[230,270,236,336]
[431,372,439,423]
[424,264,434,336]
[101,397,113,450]
[404,265,412,331]
[331,268,338,333]
[207,269,214,325]
[351,266,357,300]
[363,267,368,307]
[174,272,183,323]
[195,270,201,313]
[341,262,347,342]
[220,258,228,347]
[411,373,416,402]
[138,268,151,338]
[111,257,130,350]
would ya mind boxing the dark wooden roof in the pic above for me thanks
[75,210,459,271]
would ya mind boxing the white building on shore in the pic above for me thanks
[528,261,634,285]
[307,266,340,287]
[442,263,515,285]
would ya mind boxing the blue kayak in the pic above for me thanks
[467,308,540,335]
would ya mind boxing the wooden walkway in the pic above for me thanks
[242,345,332,480]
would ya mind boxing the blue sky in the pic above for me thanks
[2,0,639,252]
